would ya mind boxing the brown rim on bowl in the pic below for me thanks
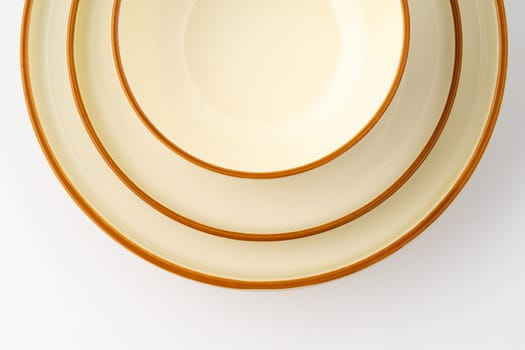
[111,0,412,179]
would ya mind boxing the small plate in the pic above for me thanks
[68,0,459,240]
[112,0,409,177]
[22,0,506,288]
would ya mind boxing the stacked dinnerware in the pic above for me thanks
[21,0,507,288]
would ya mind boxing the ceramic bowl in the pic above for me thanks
[112,0,409,178]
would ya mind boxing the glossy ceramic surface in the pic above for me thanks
[22,0,506,288]
[69,0,459,240]
[113,0,409,177]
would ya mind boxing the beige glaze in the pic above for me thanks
[115,0,408,176]
[22,0,506,287]
[71,0,457,238]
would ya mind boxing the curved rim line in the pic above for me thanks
[21,0,506,289]
[111,0,412,179]
[65,0,462,242]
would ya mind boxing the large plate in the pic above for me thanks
[22,0,506,288]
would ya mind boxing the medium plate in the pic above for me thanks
[68,0,460,240]
[22,0,506,288]
[112,0,409,178]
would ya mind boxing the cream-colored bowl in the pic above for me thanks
[69,0,459,240]
[112,0,409,177]
[22,0,506,288]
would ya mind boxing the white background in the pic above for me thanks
[1,1,524,349]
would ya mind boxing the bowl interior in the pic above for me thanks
[116,0,407,174]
